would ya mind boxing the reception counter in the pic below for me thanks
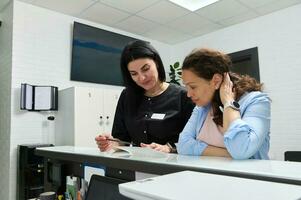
[35,146,301,186]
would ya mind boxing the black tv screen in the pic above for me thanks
[71,22,138,86]
[228,47,260,81]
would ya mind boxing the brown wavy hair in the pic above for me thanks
[182,48,263,126]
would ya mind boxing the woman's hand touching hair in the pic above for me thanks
[219,73,235,105]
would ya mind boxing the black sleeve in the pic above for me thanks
[181,89,195,123]
[111,89,131,142]
[167,87,195,147]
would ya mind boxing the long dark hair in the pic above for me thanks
[120,40,166,95]
[182,48,262,126]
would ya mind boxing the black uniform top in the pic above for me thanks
[112,83,194,146]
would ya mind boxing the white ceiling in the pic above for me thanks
[3,0,301,44]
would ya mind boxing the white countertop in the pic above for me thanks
[119,171,301,200]
[36,146,301,183]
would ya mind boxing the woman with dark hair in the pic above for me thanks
[95,40,194,153]
[177,48,271,159]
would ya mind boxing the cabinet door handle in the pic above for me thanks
[106,116,109,119]
[100,116,103,119]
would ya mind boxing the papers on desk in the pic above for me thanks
[107,146,168,160]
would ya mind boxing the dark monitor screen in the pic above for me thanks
[71,22,138,86]
[85,174,132,200]
[229,47,260,81]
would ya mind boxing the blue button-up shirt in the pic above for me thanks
[177,91,271,160]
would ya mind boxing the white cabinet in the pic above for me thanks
[55,87,122,147]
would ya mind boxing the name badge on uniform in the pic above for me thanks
[151,113,166,120]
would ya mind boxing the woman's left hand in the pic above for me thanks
[140,142,171,153]
[220,73,235,105]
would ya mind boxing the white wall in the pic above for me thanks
[5,1,301,199]
[8,1,172,199]
[173,3,301,161]
[0,1,13,200]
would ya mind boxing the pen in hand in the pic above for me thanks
[105,138,134,147]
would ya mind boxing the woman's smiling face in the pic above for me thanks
[127,58,159,92]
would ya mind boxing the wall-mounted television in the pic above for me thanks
[228,47,260,81]
[71,22,138,86]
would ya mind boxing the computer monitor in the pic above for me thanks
[85,174,132,200]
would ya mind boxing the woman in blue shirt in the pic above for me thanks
[177,48,271,159]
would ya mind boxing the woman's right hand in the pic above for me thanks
[95,134,118,152]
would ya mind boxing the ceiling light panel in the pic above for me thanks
[168,0,220,11]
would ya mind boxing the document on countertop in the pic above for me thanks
[107,146,168,160]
